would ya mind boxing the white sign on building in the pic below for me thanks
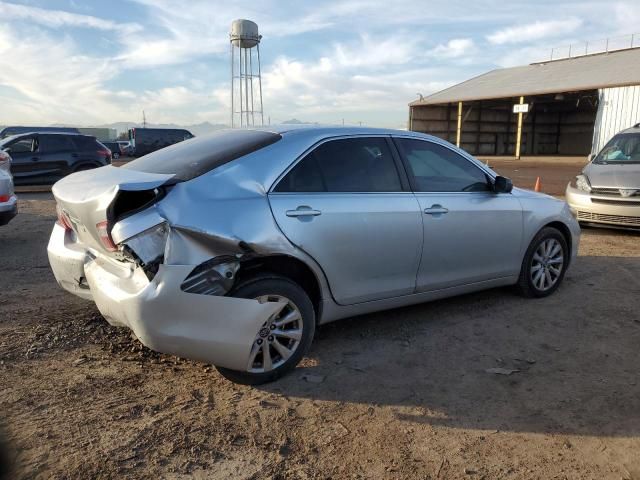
[513,103,529,114]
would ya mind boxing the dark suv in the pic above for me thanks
[0,133,111,185]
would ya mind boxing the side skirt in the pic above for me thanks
[318,276,518,324]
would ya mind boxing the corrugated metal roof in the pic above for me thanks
[410,47,640,106]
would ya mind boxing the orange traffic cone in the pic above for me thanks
[534,177,542,192]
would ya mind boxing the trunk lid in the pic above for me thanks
[52,165,175,253]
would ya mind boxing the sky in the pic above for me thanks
[0,0,639,129]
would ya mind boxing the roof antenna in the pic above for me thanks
[416,93,424,101]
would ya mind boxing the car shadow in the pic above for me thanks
[259,255,640,438]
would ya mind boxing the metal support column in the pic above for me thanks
[515,96,524,159]
[456,101,463,148]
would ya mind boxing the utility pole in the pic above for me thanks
[142,110,147,128]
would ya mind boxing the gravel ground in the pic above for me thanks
[1,185,639,479]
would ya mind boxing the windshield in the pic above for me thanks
[594,133,640,164]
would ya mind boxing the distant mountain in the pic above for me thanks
[280,118,317,125]
[49,121,229,136]
[96,121,229,136]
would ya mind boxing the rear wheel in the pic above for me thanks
[516,227,568,298]
[216,274,315,385]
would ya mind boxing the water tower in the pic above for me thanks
[230,19,264,128]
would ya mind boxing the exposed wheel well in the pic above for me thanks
[543,221,572,259]
[236,255,323,317]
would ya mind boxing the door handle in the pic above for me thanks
[30,157,39,161]
[286,207,322,217]
[424,205,449,215]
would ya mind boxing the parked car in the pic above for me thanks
[0,126,80,139]
[566,124,640,228]
[101,141,122,160]
[0,133,111,185]
[48,126,580,384]
[0,150,17,226]
[117,140,132,156]
[128,128,194,156]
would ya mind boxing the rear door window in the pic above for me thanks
[40,135,75,153]
[71,136,99,151]
[274,137,403,192]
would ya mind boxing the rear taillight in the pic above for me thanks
[0,194,10,202]
[97,149,111,161]
[56,204,73,231]
[96,220,117,251]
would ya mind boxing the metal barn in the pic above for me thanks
[409,47,640,158]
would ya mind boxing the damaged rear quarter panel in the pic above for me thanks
[150,142,330,293]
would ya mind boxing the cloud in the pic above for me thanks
[613,2,640,33]
[0,1,141,34]
[4,0,639,129]
[487,18,583,45]
[430,38,475,59]
[0,24,226,126]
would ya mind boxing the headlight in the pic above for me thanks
[575,174,591,193]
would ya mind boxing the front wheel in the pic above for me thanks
[516,227,569,298]
[216,274,315,385]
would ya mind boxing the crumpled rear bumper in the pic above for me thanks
[47,222,283,371]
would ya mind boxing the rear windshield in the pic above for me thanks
[122,129,282,181]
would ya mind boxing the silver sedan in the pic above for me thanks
[47,126,579,384]
[566,125,640,229]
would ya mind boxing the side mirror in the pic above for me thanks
[493,175,513,193]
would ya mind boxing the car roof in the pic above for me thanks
[241,124,440,141]
[619,123,640,134]
[5,132,95,139]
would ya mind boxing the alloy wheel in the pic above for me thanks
[530,238,564,291]
[247,295,303,373]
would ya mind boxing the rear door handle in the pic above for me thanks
[286,207,322,217]
[30,157,39,161]
[424,205,449,215]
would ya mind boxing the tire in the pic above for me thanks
[113,152,120,160]
[516,227,569,298]
[216,274,315,385]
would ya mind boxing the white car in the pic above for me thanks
[0,150,17,226]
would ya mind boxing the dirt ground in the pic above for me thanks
[2,176,640,479]
[483,157,587,198]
